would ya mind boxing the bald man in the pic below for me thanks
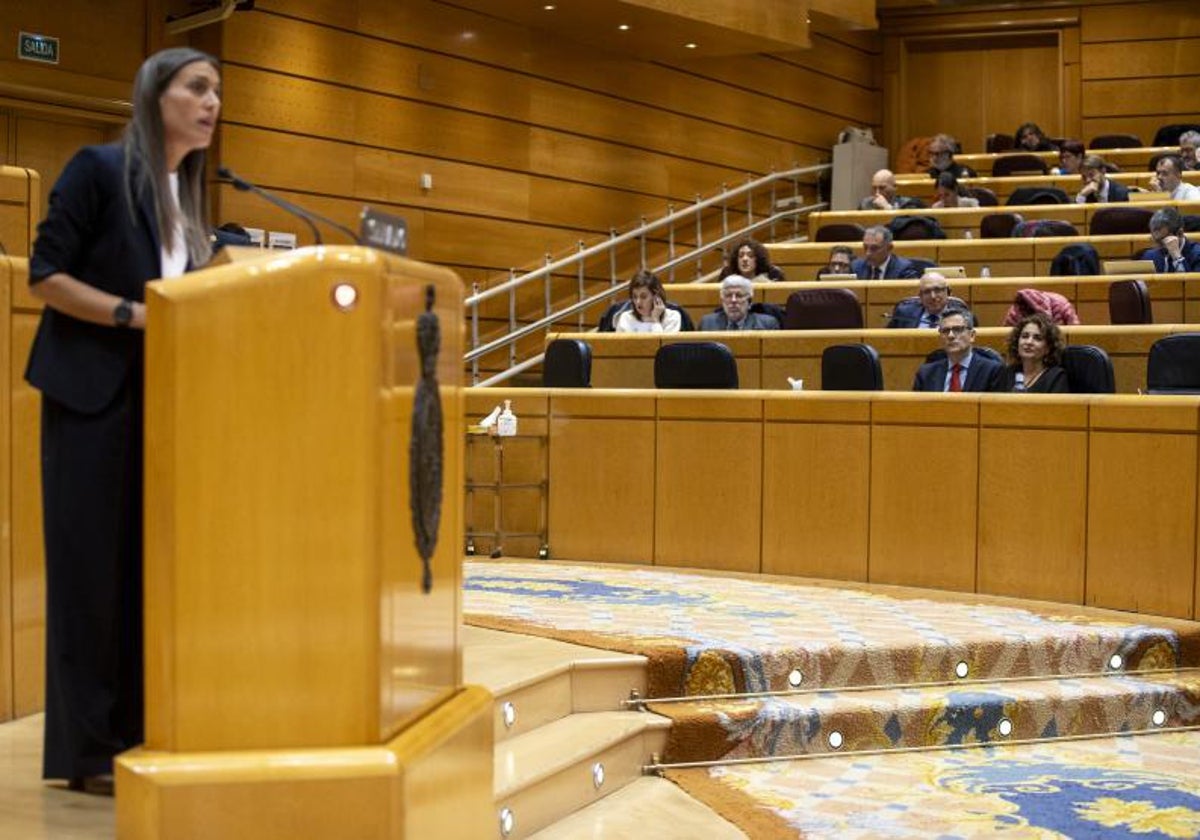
[859,169,926,211]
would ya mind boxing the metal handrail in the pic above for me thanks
[463,163,832,384]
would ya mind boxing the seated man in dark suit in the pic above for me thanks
[859,169,926,211]
[888,273,953,328]
[912,305,1005,392]
[852,226,922,280]
[1074,154,1129,203]
[1139,206,1200,274]
[699,276,780,331]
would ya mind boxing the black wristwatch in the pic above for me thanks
[113,299,134,327]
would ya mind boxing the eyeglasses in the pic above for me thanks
[920,285,949,296]
[929,149,951,158]
[721,291,750,301]
[938,325,969,337]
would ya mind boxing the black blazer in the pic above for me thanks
[25,144,164,413]
[999,365,1069,393]
[912,353,1005,392]
[1139,239,1200,274]
[1082,180,1130,203]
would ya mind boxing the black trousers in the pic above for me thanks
[40,373,143,780]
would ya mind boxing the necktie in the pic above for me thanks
[949,363,963,392]
[872,267,881,280]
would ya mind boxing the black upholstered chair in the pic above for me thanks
[821,344,883,391]
[1012,219,1080,237]
[814,223,866,243]
[1108,279,1153,325]
[1146,334,1200,394]
[653,341,739,389]
[1089,133,1142,150]
[783,288,863,330]
[1090,206,1154,236]
[1062,345,1115,394]
[991,154,1049,177]
[1153,124,1200,147]
[1007,187,1070,205]
[980,212,1023,239]
[542,338,592,387]
[986,133,1015,153]
[968,186,999,207]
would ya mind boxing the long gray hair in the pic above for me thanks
[123,47,219,268]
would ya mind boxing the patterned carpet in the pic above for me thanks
[464,561,1200,838]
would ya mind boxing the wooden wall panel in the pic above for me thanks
[0,259,11,722]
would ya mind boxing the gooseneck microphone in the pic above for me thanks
[216,167,361,246]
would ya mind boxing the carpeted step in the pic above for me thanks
[649,668,1200,763]
[665,729,1200,839]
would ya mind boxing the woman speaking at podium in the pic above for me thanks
[24,47,221,794]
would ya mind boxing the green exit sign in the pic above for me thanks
[19,32,59,64]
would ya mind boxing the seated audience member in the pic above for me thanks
[888,273,953,328]
[1052,139,1086,175]
[699,276,779,331]
[859,169,926,211]
[724,237,783,282]
[852,225,922,280]
[931,171,980,208]
[926,133,978,180]
[912,305,1005,392]
[1149,154,1200,201]
[1014,121,1057,152]
[820,245,854,277]
[1002,288,1081,327]
[1140,206,1200,273]
[614,270,682,333]
[1000,312,1068,393]
[1180,131,1200,171]
[1074,154,1129,203]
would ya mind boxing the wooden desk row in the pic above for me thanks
[768,234,1153,280]
[549,325,1197,394]
[659,274,1200,331]
[889,170,1200,206]
[808,201,1200,241]
[895,146,1178,181]
[469,387,1200,621]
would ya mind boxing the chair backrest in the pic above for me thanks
[1012,219,1079,237]
[1090,206,1154,236]
[783,288,863,330]
[968,186,999,206]
[1062,345,1115,393]
[986,133,1015,153]
[1049,243,1102,276]
[653,341,739,389]
[1147,334,1200,394]
[814,222,865,243]
[1089,133,1142,150]
[991,153,1049,177]
[821,344,883,391]
[597,300,628,332]
[543,338,593,387]
[1108,279,1153,325]
[980,212,1023,239]
[1153,123,1200,147]
[1006,186,1070,205]
[888,215,946,240]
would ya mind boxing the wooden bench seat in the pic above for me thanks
[894,146,1179,181]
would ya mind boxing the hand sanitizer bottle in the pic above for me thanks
[980,265,991,279]
[496,400,518,438]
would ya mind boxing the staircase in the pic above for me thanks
[464,626,744,838]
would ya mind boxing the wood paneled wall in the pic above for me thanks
[880,0,1200,159]
[213,0,880,315]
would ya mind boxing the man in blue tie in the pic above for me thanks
[1139,207,1200,274]
[912,305,1005,392]
[851,226,922,281]
[887,273,953,328]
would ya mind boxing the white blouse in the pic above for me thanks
[614,308,682,333]
[160,171,188,279]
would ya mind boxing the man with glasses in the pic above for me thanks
[1179,131,1200,172]
[699,275,780,331]
[852,226,922,280]
[1074,154,1129,203]
[1139,207,1200,274]
[1148,155,1200,201]
[888,273,955,328]
[821,245,854,278]
[912,305,1004,392]
[926,133,977,180]
[859,169,926,211]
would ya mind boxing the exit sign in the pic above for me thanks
[19,32,59,64]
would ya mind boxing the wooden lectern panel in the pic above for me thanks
[144,247,463,751]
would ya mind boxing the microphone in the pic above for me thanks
[217,167,360,246]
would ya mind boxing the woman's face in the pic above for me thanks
[935,185,957,206]
[737,245,757,277]
[160,60,221,158]
[631,286,655,318]
[1018,322,1048,364]
[1059,150,1081,174]
[1018,129,1041,151]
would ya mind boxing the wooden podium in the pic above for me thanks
[116,246,492,839]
